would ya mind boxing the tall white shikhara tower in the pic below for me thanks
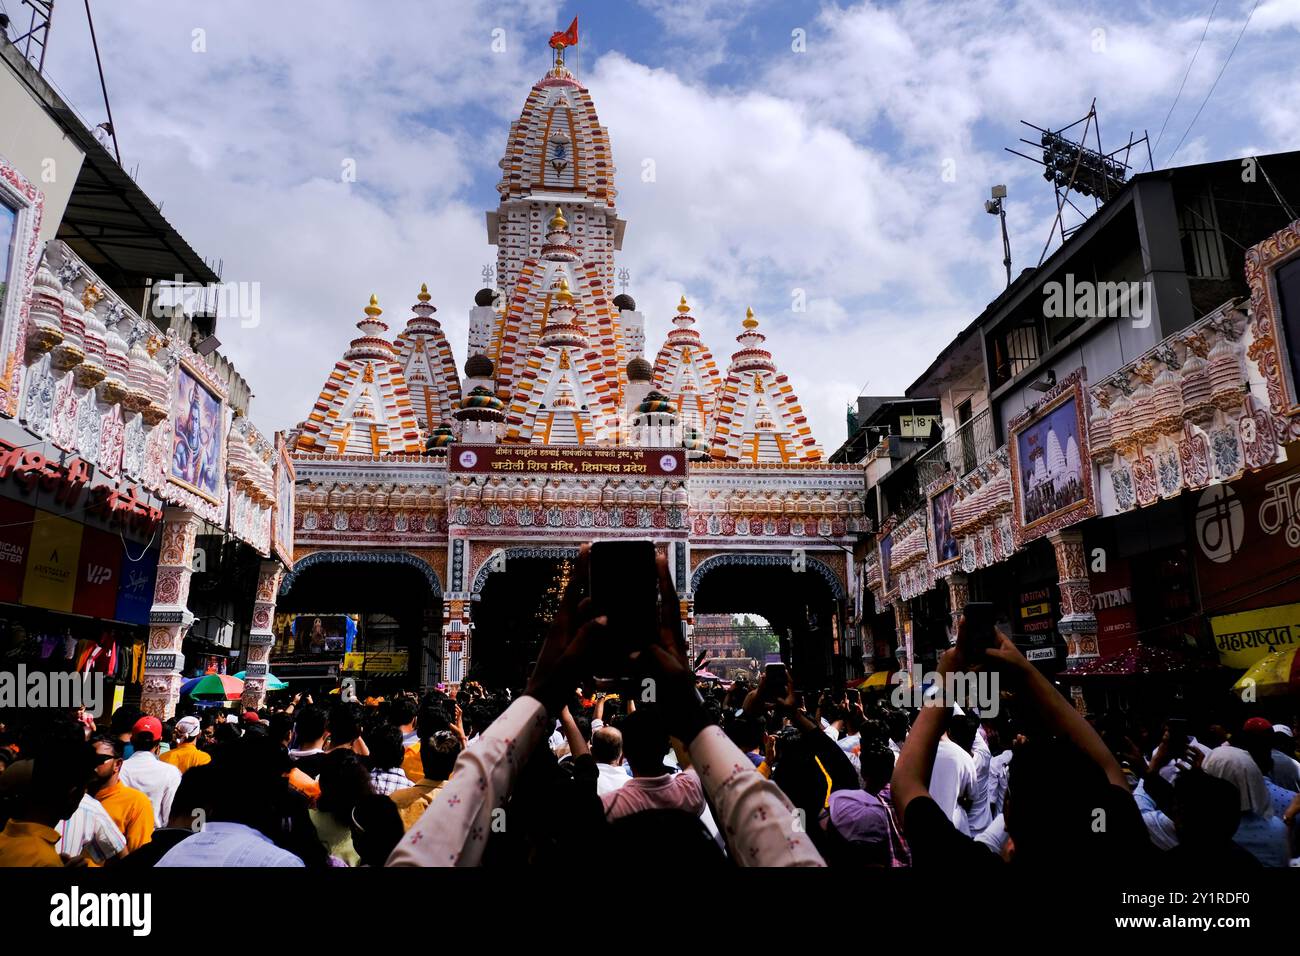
[302,35,822,464]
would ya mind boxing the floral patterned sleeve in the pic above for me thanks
[687,724,826,867]
[386,696,549,867]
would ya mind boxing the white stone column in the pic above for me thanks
[240,559,284,711]
[140,507,202,719]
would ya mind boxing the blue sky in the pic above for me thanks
[26,0,1300,450]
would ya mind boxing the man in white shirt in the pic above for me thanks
[950,715,992,836]
[591,726,630,796]
[55,792,127,865]
[118,716,181,828]
[156,821,304,867]
[928,734,976,835]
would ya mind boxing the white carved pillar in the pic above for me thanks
[140,507,202,718]
[240,559,284,711]
[946,572,970,643]
[1048,529,1099,663]
[893,600,913,673]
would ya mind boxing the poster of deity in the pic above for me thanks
[170,362,223,501]
[929,481,960,566]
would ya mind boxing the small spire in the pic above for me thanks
[678,295,690,314]
[743,306,758,330]
[365,294,382,317]
[550,206,567,230]
[418,283,431,303]
[556,276,574,304]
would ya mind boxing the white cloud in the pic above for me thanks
[28,0,1300,455]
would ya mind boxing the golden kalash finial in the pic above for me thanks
[550,206,567,231]
[743,306,758,330]
[418,283,431,303]
[678,295,690,314]
[365,294,382,317]
[556,276,575,304]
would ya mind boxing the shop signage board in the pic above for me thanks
[114,546,160,626]
[21,511,83,612]
[73,526,124,619]
[1192,445,1300,625]
[1209,602,1300,669]
[342,651,409,674]
[0,496,33,602]
[448,444,687,477]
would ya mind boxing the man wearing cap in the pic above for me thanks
[119,716,182,828]
[1270,724,1300,791]
[161,717,212,775]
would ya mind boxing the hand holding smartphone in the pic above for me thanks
[958,601,997,661]
[588,540,660,681]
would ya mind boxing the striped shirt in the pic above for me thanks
[56,793,127,865]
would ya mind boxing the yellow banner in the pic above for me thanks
[1210,603,1300,669]
[22,511,84,612]
[342,651,409,674]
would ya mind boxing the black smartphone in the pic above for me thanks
[960,601,997,657]
[589,540,660,677]
[1166,718,1189,754]
[846,688,861,707]
[762,662,788,701]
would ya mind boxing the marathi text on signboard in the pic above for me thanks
[449,444,686,477]
[1210,602,1300,669]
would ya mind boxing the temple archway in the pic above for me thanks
[469,549,579,689]
[274,550,442,694]
[691,552,845,689]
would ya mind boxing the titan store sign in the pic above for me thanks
[0,433,162,532]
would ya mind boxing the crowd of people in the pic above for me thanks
[0,550,1297,868]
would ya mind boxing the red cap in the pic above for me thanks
[242,710,260,723]
[1242,717,1274,734]
[132,716,163,742]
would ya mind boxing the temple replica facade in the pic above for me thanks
[284,39,868,687]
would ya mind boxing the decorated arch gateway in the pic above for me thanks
[286,28,868,688]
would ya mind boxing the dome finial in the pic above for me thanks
[365,294,382,317]
[550,206,567,231]
[743,306,758,330]
[678,295,690,314]
[556,276,574,304]
[418,283,431,303]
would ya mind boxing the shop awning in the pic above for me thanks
[1233,646,1300,698]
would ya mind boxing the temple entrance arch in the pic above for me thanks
[275,550,443,694]
[690,552,845,689]
[469,546,580,689]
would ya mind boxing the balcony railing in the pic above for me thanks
[915,407,996,488]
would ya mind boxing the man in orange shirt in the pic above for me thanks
[161,717,211,774]
[0,741,93,867]
[87,735,154,855]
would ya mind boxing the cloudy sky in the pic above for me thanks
[29,0,1300,450]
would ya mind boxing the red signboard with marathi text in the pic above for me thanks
[448,444,687,477]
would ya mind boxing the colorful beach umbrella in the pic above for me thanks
[1233,646,1300,698]
[186,673,244,701]
[233,670,288,691]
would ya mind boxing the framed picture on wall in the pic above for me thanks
[1008,370,1096,544]
[170,361,225,503]
[927,478,961,568]
[0,155,45,416]
[272,433,296,567]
